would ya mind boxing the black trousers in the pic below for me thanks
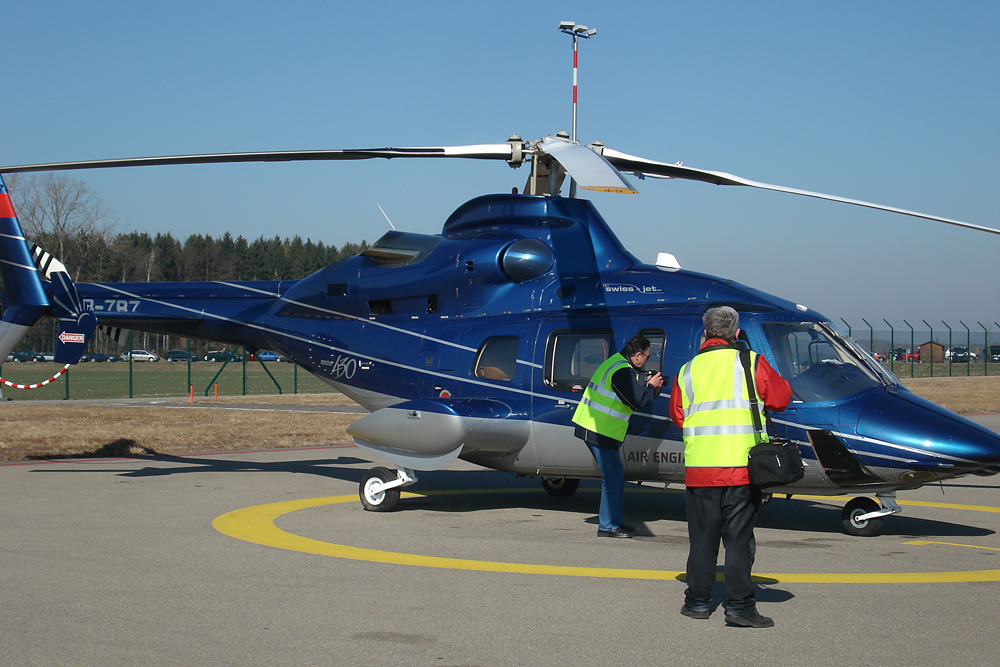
[683,485,760,614]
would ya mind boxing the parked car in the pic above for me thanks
[6,350,42,362]
[79,352,117,362]
[204,350,233,362]
[36,352,55,362]
[990,345,1000,363]
[165,350,200,363]
[255,350,282,362]
[123,350,159,362]
[946,346,971,363]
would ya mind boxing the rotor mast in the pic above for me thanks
[558,21,597,198]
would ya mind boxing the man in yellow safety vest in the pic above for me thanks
[669,306,791,628]
[572,334,664,538]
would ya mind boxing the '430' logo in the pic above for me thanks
[320,354,357,379]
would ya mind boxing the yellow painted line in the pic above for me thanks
[906,540,1000,552]
[212,490,1000,584]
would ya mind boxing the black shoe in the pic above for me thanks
[725,611,774,628]
[618,523,636,533]
[680,604,711,620]
[597,528,633,538]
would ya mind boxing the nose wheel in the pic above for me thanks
[360,466,417,512]
[841,493,901,537]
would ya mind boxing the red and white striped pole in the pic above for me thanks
[559,22,596,198]
[572,35,579,142]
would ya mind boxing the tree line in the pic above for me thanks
[36,228,368,284]
[3,173,368,356]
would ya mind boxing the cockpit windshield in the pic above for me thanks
[759,321,898,402]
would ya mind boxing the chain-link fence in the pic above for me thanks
[838,319,1000,378]
[0,343,338,401]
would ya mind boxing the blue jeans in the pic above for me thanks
[587,444,625,531]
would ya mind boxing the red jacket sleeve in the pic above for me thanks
[668,375,684,429]
[754,356,791,412]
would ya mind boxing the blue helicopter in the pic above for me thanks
[2,135,999,536]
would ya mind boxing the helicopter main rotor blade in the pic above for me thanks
[602,148,1000,237]
[0,145,517,174]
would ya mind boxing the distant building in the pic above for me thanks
[918,340,945,363]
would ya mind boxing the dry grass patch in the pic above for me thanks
[901,376,1000,415]
[0,403,362,462]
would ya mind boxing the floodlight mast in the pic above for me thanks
[558,21,597,198]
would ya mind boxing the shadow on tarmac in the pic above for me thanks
[29,450,995,540]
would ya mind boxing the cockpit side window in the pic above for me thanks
[544,330,614,391]
[760,321,882,402]
[473,336,519,381]
[636,328,666,375]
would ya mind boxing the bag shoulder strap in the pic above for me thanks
[739,348,764,436]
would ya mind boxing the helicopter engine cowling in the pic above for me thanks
[348,398,530,471]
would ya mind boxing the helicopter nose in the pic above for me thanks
[855,389,1000,476]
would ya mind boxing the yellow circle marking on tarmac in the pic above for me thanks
[212,489,1000,584]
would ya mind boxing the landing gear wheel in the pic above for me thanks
[360,467,400,512]
[541,477,580,497]
[842,497,883,537]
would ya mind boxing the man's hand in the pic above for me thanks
[646,371,664,389]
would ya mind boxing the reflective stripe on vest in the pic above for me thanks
[679,347,765,468]
[571,353,635,441]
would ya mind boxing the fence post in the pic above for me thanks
[862,318,874,356]
[883,319,895,373]
[840,318,852,338]
[903,320,914,378]
[128,330,134,398]
[942,321,953,377]
[960,321,971,377]
[923,320,933,377]
[980,322,989,377]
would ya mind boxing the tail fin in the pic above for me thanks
[0,174,49,360]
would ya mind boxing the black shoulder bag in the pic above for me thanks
[740,348,804,489]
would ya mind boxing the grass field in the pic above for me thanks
[883,361,1000,379]
[0,359,338,400]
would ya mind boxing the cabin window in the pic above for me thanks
[544,330,614,391]
[636,328,665,375]
[368,299,393,315]
[362,231,443,267]
[473,336,519,381]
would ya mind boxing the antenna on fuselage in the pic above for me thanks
[376,203,396,230]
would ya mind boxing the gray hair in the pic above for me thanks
[703,306,739,341]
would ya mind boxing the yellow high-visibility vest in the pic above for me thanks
[679,347,766,468]
[572,353,635,442]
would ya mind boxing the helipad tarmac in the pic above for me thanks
[3,418,1000,666]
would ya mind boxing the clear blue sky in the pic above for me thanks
[3,1,998,327]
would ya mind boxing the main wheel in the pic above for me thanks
[541,477,580,497]
[360,467,400,512]
[841,497,883,537]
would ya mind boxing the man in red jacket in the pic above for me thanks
[669,306,791,628]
